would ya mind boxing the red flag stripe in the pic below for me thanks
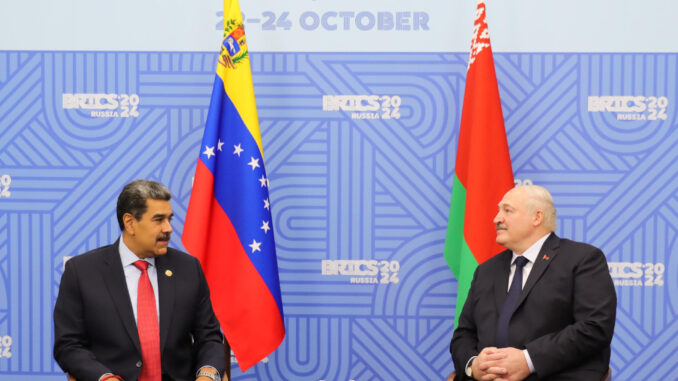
[454,0,514,265]
[185,160,284,371]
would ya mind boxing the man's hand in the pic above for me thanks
[487,347,531,381]
[471,347,508,380]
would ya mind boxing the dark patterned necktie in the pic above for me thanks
[496,256,529,347]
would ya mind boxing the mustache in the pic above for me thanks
[495,223,507,230]
[156,233,171,241]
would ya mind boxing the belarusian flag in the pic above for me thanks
[444,0,514,328]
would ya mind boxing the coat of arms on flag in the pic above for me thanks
[220,21,247,69]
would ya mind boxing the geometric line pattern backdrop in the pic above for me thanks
[0,51,676,380]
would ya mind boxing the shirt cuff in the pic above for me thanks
[522,349,535,373]
[465,355,477,377]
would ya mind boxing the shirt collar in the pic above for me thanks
[119,237,155,268]
[512,232,551,264]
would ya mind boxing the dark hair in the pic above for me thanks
[116,180,172,231]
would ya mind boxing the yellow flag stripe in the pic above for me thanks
[219,0,265,159]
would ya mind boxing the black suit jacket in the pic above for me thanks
[451,234,616,381]
[54,240,226,381]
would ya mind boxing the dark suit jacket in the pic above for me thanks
[451,234,616,381]
[54,240,226,381]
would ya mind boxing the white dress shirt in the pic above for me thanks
[119,238,160,322]
[507,232,550,291]
[509,232,551,374]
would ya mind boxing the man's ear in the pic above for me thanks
[122,213,136,235]
[533,209,545,227]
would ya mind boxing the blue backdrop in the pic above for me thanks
[0,1,676,380]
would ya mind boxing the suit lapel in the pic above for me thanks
[516,233,560,308]
[155,254,175,352]
[101,240,141,353]
[494,250,513,313]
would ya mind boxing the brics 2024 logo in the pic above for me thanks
[322,95,402,120]
[321,259,400,285]
[588,96,669,121]
[62,93,140,118]
[219,19,248,69]
[608,261,665,287]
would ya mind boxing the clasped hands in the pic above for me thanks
[470,347,530,381]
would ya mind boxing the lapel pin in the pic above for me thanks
[165,269,173,277]
[543,254,550,260]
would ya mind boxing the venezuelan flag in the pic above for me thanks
[182,0,285,372]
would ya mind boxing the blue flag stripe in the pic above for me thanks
[199,77,283,314]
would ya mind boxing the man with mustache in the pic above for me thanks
[451,185,616,381]
[54,180,226,381]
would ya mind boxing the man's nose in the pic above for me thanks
[163,219,173,232]
[493,212,502,224]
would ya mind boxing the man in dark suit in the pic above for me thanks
[451,185,616,381]
[54,180,226,381]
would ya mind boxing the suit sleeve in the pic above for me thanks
[190,257,227,375]
[525,248,616,377]
[53,259,113,380]
[450,266,481,380]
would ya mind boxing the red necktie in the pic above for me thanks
[133,260,162,381]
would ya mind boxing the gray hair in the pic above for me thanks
[521,185,557,232]
[116,180,172,230]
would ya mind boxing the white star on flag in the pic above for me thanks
[261,220,271,234]
[233,144,244,156]
[259,175,268,187]
[217,139,225,151]
[249,239,262,253]
[203,146,216,159]
[248,157,260,170]
[263,198,270,210]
